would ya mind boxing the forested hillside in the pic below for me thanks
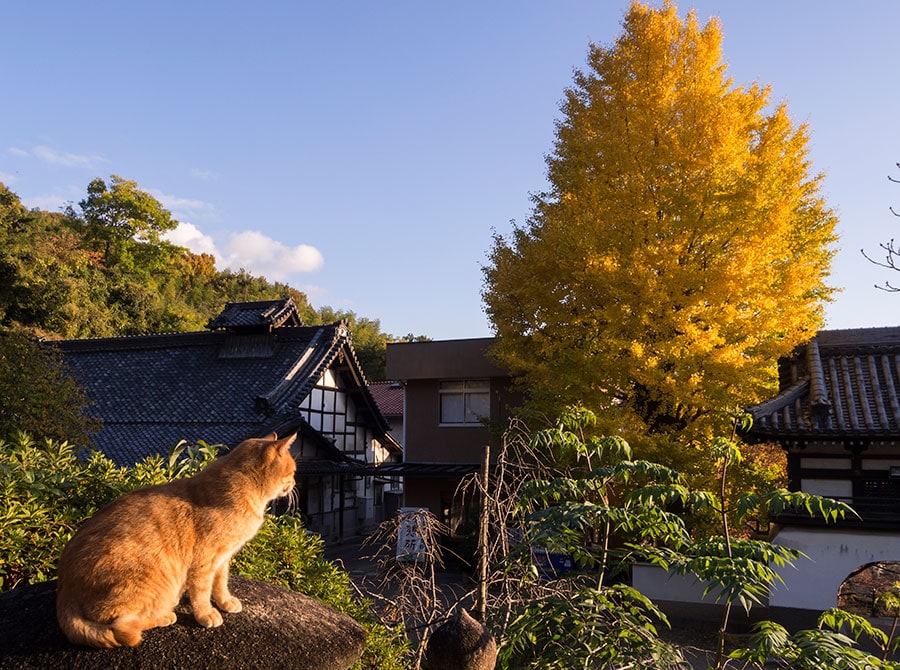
[0,177,420,380]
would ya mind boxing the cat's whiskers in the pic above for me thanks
[284,486,300,514]
[264,485,299,515]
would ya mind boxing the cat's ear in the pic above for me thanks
[262,432,278,441]
[264,434,295,463]
[276,434,297,452]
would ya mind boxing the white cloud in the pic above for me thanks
[149,189,215,220]
[163,223,324,282]
[0,171,18,185]
[297,283,331,302]
[222,230,324,280]
[283,244,325,271]
[31,145,106,168]
[21,194,71,211]
[190,168,218,182]
[8,147,28,158]
[163,222,220,257]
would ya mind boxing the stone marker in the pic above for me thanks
[423,608,496,670]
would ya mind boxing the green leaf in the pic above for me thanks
[767,488,860,523]
[736,491,761,521]
[711,435,742,465]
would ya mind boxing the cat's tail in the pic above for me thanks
[56,587,143,648]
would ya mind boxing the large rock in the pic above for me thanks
[0,576,366,669]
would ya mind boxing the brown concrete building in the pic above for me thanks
[386,337,521,528]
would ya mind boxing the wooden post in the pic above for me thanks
[477,444,490,622]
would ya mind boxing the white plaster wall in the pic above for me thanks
[771,527,900,610]
[632,563,725,604]
[800,457,851,469]
[862,459,900,470]
[799,479,853,498]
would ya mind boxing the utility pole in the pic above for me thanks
[476,444,490,622]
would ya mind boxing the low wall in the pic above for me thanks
[632,563,730,605]
[771,526,900,611]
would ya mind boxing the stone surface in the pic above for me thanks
[423,609,496,670]
[0,576,366,670]
[838,561,900,616]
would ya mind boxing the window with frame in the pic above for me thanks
[439,379,490,425]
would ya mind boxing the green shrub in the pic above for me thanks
[0,433,142,589]
[234,515,410,669]
[0,329,100,445]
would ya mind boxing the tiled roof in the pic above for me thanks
[745,326,900,443]
[368,381,404,417]
[205,297,302,331]
[57,317,391,465]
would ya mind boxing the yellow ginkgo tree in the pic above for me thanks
[482,1,838,472]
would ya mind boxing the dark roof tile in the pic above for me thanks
[745,326,900,442]
[56,310,393,465]
[206,297,302,331]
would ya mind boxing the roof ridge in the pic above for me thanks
[253,323,350,414]
[806,338,832,430]
[56,331,218,352]
[816,326,900,349]
[206,297,301,331]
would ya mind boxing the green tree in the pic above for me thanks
[0,329,99,445]
[70,175,178,267]
[2,177,411,378]
[0,183,101,337]
[482,2,837,472]
[494,409,690,668]
[480,408,870,669]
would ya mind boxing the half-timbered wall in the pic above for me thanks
[298,369,371,458]
[295,366,395,538]
[785,439,900,519]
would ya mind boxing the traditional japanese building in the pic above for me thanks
[744,326,900,610]
[57,298,401,539]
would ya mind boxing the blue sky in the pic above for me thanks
[4,2,900,340]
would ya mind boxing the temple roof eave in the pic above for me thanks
[743,326,900,444]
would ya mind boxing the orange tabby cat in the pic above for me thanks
[56,433,297,648]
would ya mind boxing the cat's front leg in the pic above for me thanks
[194,608,223,628]
[212,560,242,613]
[155,611,178,627]
[187,566,224,628]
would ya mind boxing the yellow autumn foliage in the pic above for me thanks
[482,2,837,476]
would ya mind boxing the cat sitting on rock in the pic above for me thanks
[56,433,297,648]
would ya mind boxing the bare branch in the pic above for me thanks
[862,165,900,289]
[889,163,900,184]
[860,240,900,271]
